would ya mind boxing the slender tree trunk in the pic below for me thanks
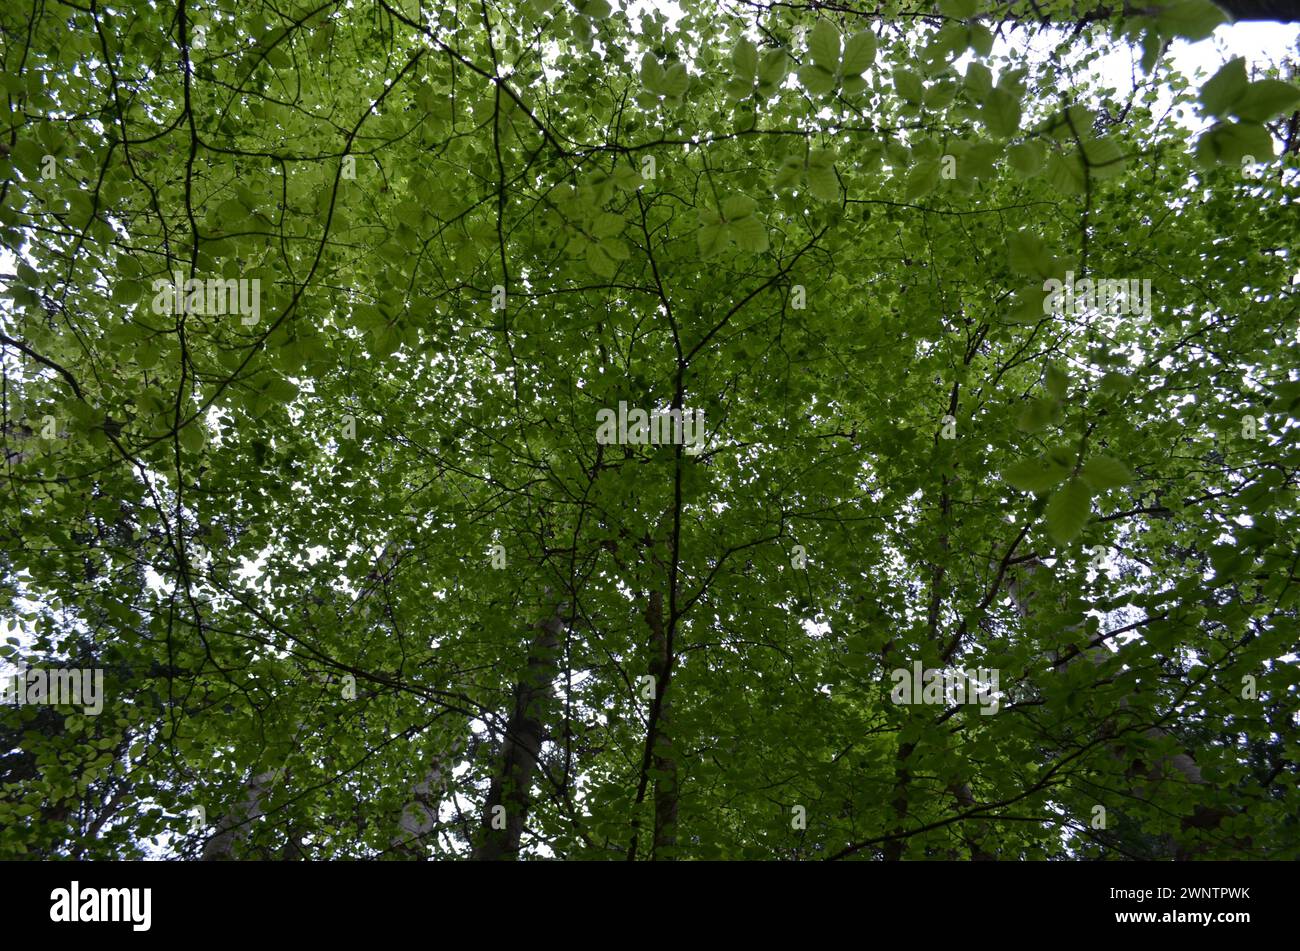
[391,739,461,858]
[472,605,565,861]
[881,461,954,861]
[201,769,277,860]
[878,630,917,861]
[645,590,678,858]
[949,782,995,860]
[882,739,915,861]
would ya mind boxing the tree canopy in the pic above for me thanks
[1,0,1298,860]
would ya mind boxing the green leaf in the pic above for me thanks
[1045,441,1077,471]
[599,237,630,261]
[982,87,1021,137]
[217,197,250,230]
[1156,0,1226,41]
[961,140,1001,180]
[1008,141,1045,176]
[1274,380,1300,417]
[640,52,665,92]
[1004,457,1069,493]
[939,0,978,17]
[894,69,924,104]
[661,63,690,99]
[1140,28,1162,73]
[1195,121,1273,165]
[724,76,754,103]
[841,31,876,75]
[136,339,161,369]
[1080,137,1126,178]
[1045,478,1092,545]
[730,214,768,253]
[697,220,728,257]
[586,242,616,277]
[904,159,941,199]
[263,377,298,404]
[721,194,757,220]
[798,64,836,96]
[178,423,205,454]
[806,152,839,201]
[732,37,759,80]
[1044,151,1086,195]
[809,20,840,73]
[1044,363,1069,401]
[1080,455,1134,491]
[964,62,992,101]
[757,49,789,91]
[1007,289,1047,324]
[1210,544,1250,579]
[112,280,144,305]
[591,212,624,238]
[1007,231,1056,279]
[967,23,993,56]
[773,157,803,190]
[1199,57,1249,117]
[926,24,967,69]
[1097,372,1132,398]
[1233,80,1300,123]
[1017,398,1057,432]
[5,0,1290,866]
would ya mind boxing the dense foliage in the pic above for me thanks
[1,0,1298,860]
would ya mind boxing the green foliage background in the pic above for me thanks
[0,0,1297,859]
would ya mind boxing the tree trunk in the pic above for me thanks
[645,590,678,859]
[472,605,565,860]
[390,739,461,858]
[201,769,277,860]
